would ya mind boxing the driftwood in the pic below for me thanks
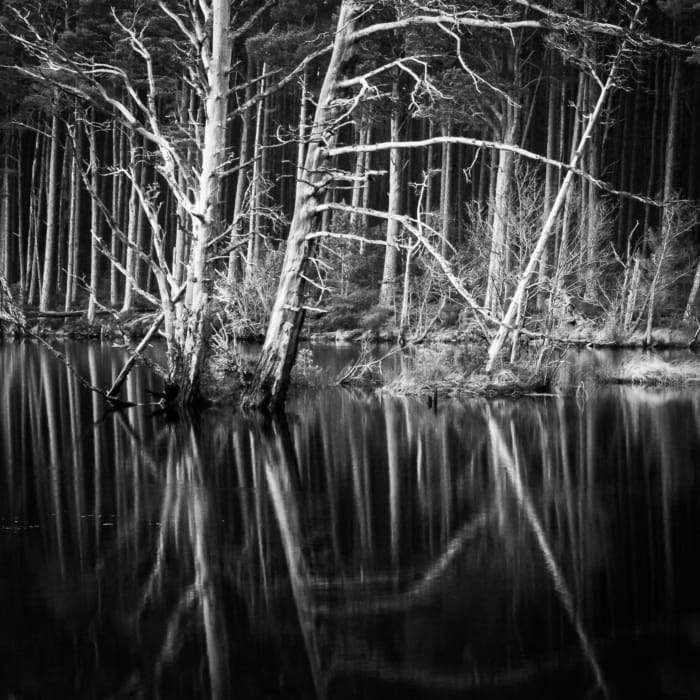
[107,312,166,398]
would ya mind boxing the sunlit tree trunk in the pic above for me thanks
[174,0,233,402]
[87,113,101,323]
[121,130,139,312]
[242,0,358,410]
[55,124,71,297]
[538,54,557,309]
[110,114,122,306]
[379,78,402,308]
[440,121,453,257]
[40,112,60,311]
[485,104,518,315]
[16,135,26,296]
[133,134,148,294]
[28,131,48,305]
[0,137,10,284]
[245,63,264,283]
[65,116,81,312]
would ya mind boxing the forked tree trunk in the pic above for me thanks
[242,0,358,411]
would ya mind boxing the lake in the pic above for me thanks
[1,341,699,699]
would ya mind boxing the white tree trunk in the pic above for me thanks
[485,107,518,315]
[176,0,232,402]
[87,115,101,323]
[40,113,60,311]
[379,79,402,308]
[242,0,359,410]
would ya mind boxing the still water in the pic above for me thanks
[1,341,699,699]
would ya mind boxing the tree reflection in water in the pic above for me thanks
[1,342,699,699]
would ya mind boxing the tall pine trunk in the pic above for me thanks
[228,62,254,284]
[87,114,101,323]
[121,130,139,312]
[65,118,81,312]
[485,104,518,315]
[379,78,402,308]
[0,137,10,284]
[40,113,60,311]
[647,56,679,342]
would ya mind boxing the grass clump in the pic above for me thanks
[385,344,547,398]
[290,348,327,387]
[608,355,700,385]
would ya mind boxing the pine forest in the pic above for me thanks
[1,0,700,406]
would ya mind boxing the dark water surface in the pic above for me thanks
[1,341,700,699]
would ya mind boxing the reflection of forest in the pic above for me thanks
[1,344,699,699]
